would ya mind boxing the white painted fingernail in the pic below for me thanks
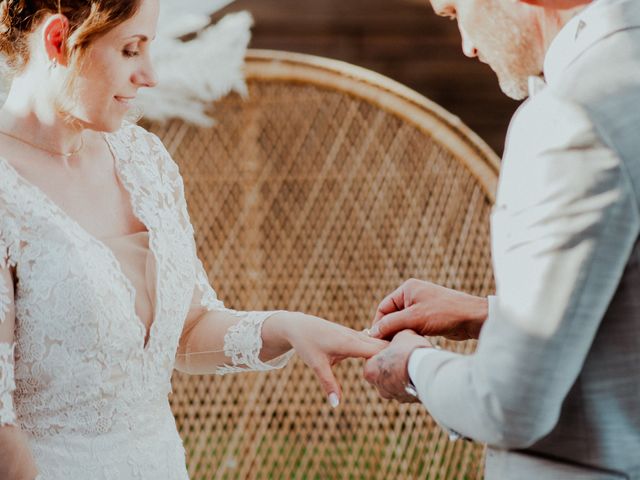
[369,326,379,337]
[328,392,340,408]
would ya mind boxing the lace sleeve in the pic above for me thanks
[144,128,294,375]
[187,256,294,375]
[1,234,17,427]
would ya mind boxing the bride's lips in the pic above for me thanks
[114,96,135,106]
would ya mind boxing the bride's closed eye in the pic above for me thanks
[122,48,140,58]
[122,42,142,58]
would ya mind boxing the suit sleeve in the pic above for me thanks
[411,94,640,448]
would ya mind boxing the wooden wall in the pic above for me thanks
[216,0,520,155]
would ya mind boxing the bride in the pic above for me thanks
[0,1,386,478]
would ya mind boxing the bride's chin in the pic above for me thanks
[88,115,129,133]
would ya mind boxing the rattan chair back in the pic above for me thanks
[144,50,500,479]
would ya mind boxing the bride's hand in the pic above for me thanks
[264,313,387,408]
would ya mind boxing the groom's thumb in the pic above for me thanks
[370,307,419,339]
[313,361,342,408]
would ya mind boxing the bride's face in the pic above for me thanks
[67,0,159,132]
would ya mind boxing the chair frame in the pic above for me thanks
[243,49,500,202]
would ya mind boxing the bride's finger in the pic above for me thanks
[310,358,342,408]
[336,334,387,359]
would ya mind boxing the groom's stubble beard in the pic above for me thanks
[465,1,543,100]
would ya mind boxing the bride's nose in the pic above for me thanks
[133,58,158,88]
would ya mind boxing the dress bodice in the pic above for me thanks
[0,124,196,440]
[0,123,292,479]
[101,231,156,344]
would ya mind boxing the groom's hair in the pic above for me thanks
[0,0,142,73]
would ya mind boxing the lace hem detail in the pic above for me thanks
[0,342,17,426]
[217,311,294,375]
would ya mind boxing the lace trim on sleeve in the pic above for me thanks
[216,311,295,376]
[0,342,17,426]
[193,261,294,375]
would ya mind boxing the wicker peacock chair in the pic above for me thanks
[144,50,500,480]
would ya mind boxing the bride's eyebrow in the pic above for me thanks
[123,34,155,43]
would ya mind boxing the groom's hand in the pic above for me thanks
[369,279,488,341]
[363,330,432,403]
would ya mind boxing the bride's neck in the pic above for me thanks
[0,74,85,158]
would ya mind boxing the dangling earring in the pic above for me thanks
[49,58,58,71]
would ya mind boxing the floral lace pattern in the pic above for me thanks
[217,311,291,375]
[0,343,16,426]
[0,123,291,479]
[0,277,10,324]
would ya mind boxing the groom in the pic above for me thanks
[363,0,640,478]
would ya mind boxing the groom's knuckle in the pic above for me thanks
[409,307,427,327]
[363,364,376,383]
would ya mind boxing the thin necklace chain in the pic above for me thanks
[0,129,85,159]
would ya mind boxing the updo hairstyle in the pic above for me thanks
[0,0,141,73]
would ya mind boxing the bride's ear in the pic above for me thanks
[42,14,70,68]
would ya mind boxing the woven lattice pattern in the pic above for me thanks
[145,60,496,479]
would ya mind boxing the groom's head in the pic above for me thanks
[428,0,591,99]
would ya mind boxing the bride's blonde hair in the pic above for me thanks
[0,0,141,73]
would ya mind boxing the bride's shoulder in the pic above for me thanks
[109,121,164,151]
[108,122,178,172]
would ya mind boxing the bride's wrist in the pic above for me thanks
[262,311,306,352]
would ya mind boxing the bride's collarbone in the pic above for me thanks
[1,139,146,239]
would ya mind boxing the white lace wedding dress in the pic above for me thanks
[0,123,292,479]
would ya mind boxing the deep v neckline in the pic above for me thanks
[0,132,160,352]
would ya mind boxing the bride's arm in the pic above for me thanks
[176,305,386,405]
[145,127,385,402]
[1,262,39,479]
[174,258,386,403]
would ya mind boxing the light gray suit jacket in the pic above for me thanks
[411,1,640,478]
